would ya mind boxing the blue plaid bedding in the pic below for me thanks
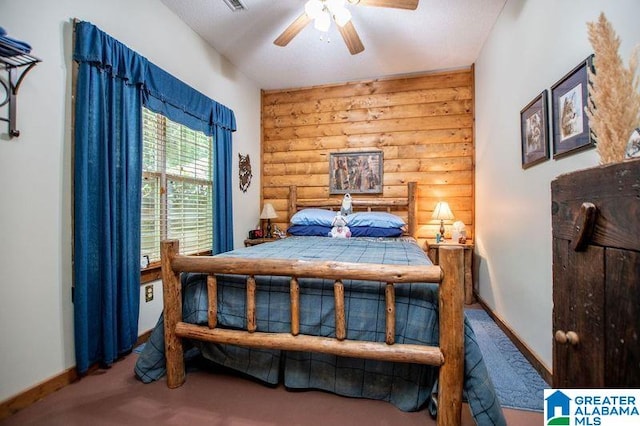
[134,236,505,425]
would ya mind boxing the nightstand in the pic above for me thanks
[425,239,475,305]
[244,237,279,247]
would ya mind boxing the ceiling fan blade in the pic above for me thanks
[274,12,312,47]
[337,21,365,55]
[351,0,419,10]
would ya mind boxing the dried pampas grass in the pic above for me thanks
[586,13,640,164]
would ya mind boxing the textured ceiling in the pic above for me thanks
[161,0,507,90]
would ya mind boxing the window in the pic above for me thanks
[141,108,213,266]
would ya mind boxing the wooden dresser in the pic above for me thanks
[551,159,640,388]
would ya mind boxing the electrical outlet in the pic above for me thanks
[145,284,154,302]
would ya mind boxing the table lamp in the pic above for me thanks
[260,203,277,238]
[432,201,454,239]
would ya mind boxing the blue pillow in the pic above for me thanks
[287,225,403,238]
[290,208,337,226]
[349,226,403,238]
[287,224,332,236]
[347,212,406,229]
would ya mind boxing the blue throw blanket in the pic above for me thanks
[135,237,505,425]
[0,27,32,57]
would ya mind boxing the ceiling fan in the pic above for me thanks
[274,0,419,55]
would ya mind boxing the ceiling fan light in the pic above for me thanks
[325,0,346,12]
[305,0,324,19]
[333,7,351,27]
[314,10,331,32]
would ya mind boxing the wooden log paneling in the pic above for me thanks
[264,115,473,141]
[262,71,471,105]
[263,100,473,128]
[263,87,473,117]
[263,129,472,153]
[261,69,475,241]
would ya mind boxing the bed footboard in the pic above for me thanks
[161,239,464,426]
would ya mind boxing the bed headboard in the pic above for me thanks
[287,182,417,238]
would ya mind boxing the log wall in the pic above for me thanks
[261,68,475,243]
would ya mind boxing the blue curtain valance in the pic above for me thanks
[144,63,236,135]
[73,22,147,85]
[73,21,236,135]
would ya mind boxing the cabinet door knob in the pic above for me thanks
[555,330,580,345]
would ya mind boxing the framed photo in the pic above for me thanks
[520,90,550,169]
[551,56,595,159]
[329,151,383,194]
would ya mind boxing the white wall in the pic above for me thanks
[0,0,261,402]
[475,0,640,370]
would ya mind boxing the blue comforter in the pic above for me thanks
[135,236,505,425]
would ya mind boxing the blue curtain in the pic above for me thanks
[213,112,235,253]
[73,21,236,373]
[73,22,147,373]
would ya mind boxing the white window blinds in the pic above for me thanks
[141,108,213,264]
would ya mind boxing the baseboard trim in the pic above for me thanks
[0,329,153,421]
[0,366,79,421]
[135,329,152,348]
[475,294,553,385]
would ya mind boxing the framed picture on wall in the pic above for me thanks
[551,56,595,159]
[520,90,550,169]
[329,151,383,194]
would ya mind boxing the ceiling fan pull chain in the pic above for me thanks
[320,34,331,44]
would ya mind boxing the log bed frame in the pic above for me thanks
[160,182,465,425]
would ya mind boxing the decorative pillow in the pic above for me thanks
[349,226,403,238]
[287,224,332,237]
[347,211,406,229]
[290,208,336,227]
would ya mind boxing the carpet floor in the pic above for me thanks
[1,355,543,425]
[2,308,545,425]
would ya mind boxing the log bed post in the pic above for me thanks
[246,276,257,332]
[288,185,297,223]
[407,181,417,238]
[161,239,186,389]
[290,277,300,336]
[334,280,346,341]
[436,246,465,425]
[207,275,217,329]
[385,283,396,345]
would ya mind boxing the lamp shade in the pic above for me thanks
[260,203,278,219]
[432,201,454,221]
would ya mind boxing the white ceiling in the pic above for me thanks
[161,0,507,90]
